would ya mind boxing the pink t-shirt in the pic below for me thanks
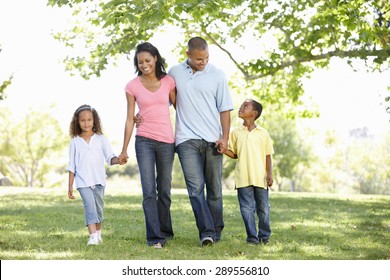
[125,75,175,143]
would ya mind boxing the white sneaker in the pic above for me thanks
[87,236,99,246]
[98,235,103,244]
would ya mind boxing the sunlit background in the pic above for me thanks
[1,0,389,194]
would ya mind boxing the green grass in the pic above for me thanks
[0,187,389,260]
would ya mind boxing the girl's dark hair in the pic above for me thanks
[250,99,263,120]
[133,42,167,80]
[69,104,103,137]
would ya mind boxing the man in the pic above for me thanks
[169,37,234,246]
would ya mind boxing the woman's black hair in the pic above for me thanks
[133,42,167,80]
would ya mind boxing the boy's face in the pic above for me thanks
[238,100,255,119]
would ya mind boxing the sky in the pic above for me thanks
[1,0,389,154]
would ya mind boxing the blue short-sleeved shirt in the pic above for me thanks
[169,60,234,146]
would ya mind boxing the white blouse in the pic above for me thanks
[67,134,116,189]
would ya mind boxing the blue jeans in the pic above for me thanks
[135,136,175,246]
[78,184,105,226]
[237,186,271,243]
[176,139,224,241]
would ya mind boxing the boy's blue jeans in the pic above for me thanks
[237,186,271,243]
[135,136,175,246]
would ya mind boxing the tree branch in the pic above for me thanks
[210,40,390,80]
[204,31,251,78]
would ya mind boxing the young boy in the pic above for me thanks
[225,99,274,245]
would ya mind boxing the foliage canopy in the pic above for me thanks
[48,0,390,112]
[0,46,13,101]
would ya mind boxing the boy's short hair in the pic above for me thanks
[250,99,263,120]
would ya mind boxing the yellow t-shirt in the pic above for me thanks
[228,125,274,189]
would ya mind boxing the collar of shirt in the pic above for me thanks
[180,59,211,73]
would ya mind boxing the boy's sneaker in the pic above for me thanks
[153,242,163,249]
[261,239,269,245]
[98,235,103,244]
[87,236,99,246]
[200,236,214,246]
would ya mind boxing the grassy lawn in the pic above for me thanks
[0,186,389,260]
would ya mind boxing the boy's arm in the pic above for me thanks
[224,149,238,159]
[266,155,273,187]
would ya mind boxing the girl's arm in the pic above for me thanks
[110,156,120,165]
[68,171,76,199]
[119,93,136,164]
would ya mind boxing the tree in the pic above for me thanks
[265,113,313,191]
[48,0,390,113]
[0,108,68,187]
[0,46,13,101]
[347,128,390,195]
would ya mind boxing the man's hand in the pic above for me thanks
[133,113,142,128]
[216,138,228,154]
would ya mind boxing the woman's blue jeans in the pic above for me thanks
[135,136,175,245]
[176,139,224,241]
[237,186,271,243]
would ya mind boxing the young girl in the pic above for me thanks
[67,104,120,245]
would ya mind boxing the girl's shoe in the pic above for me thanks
[87,236,99,245]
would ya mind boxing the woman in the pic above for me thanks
[119,42,176,249]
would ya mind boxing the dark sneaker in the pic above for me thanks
[261,239,269,245]
[200,236,214,246]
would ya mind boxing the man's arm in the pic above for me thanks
[216,110,231,153]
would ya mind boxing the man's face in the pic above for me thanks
[186,48,209,72]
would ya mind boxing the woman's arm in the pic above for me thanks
[119,93,136,163]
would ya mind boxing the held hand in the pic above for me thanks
[216,139,228,154]
[118,152,128,165]
[133,113,143,128]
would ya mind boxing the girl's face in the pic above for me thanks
[78,110,94,134]
[137,51,157,76]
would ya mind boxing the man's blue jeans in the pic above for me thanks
[237,186,271,243]
[135,136,175,245]
[176,139,224,241]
